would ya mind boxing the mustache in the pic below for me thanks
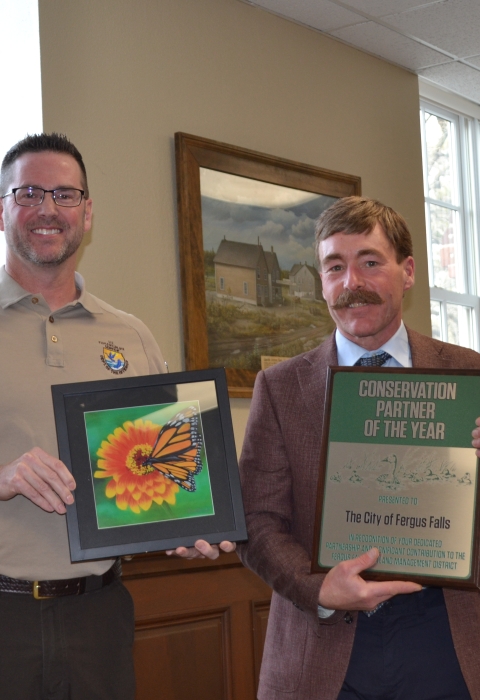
[331,289,384,310]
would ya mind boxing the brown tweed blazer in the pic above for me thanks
[238,328,480,700]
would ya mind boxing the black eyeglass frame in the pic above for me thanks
[1,187,86,208]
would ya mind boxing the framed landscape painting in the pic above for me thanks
[175,133,361,397]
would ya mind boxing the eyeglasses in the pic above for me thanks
[1,187,85,208]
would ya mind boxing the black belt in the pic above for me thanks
[0,559,121,599]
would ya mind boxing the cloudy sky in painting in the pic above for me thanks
[200,168,337,272]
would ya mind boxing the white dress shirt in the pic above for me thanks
[335,322,412,369]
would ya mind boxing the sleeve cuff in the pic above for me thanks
[317,604,336,619]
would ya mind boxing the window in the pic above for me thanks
[243,281,248,295]
[0,0,43,267]
[420,90,480,350]
[219,276,224,291]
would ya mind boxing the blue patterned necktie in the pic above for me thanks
[354,351,392,367]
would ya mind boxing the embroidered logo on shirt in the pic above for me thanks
[99,341,129,375]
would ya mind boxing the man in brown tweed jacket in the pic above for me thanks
[238,197,480,700]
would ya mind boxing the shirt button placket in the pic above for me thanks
[46,316,64,367]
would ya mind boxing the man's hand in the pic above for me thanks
[318,548,422,611]
[472,418,480,457]
[0,447,76,514]
[166,540,237,560]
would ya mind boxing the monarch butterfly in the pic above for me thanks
[142,406,202,491]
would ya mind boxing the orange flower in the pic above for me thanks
[94,419,179,514]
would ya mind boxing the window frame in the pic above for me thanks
[419,83,480,351]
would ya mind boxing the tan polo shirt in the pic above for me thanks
[0,267,166,580]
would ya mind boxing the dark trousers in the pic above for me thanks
[337,587,471,700]
[0,579,135,700]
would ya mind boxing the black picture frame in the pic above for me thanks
[52,368,247,562]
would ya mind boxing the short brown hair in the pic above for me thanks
[315,196,413,266]
[0,133,89,197]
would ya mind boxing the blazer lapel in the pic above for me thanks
[407,327,454,367]
[296,335,338,439]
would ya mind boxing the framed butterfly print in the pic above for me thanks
[175,132,361,398]
[52,368,247,561]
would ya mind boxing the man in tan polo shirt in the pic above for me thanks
[0,133,231,700]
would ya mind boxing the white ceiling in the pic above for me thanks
[243,0,480,105]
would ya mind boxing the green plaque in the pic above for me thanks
[312,367,480,589]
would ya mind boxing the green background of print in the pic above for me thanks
[84,401,214,529]
[328,372,480,447]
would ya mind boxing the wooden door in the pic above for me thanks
[123,552,271,700]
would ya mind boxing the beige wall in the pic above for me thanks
[38,0,430,450]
